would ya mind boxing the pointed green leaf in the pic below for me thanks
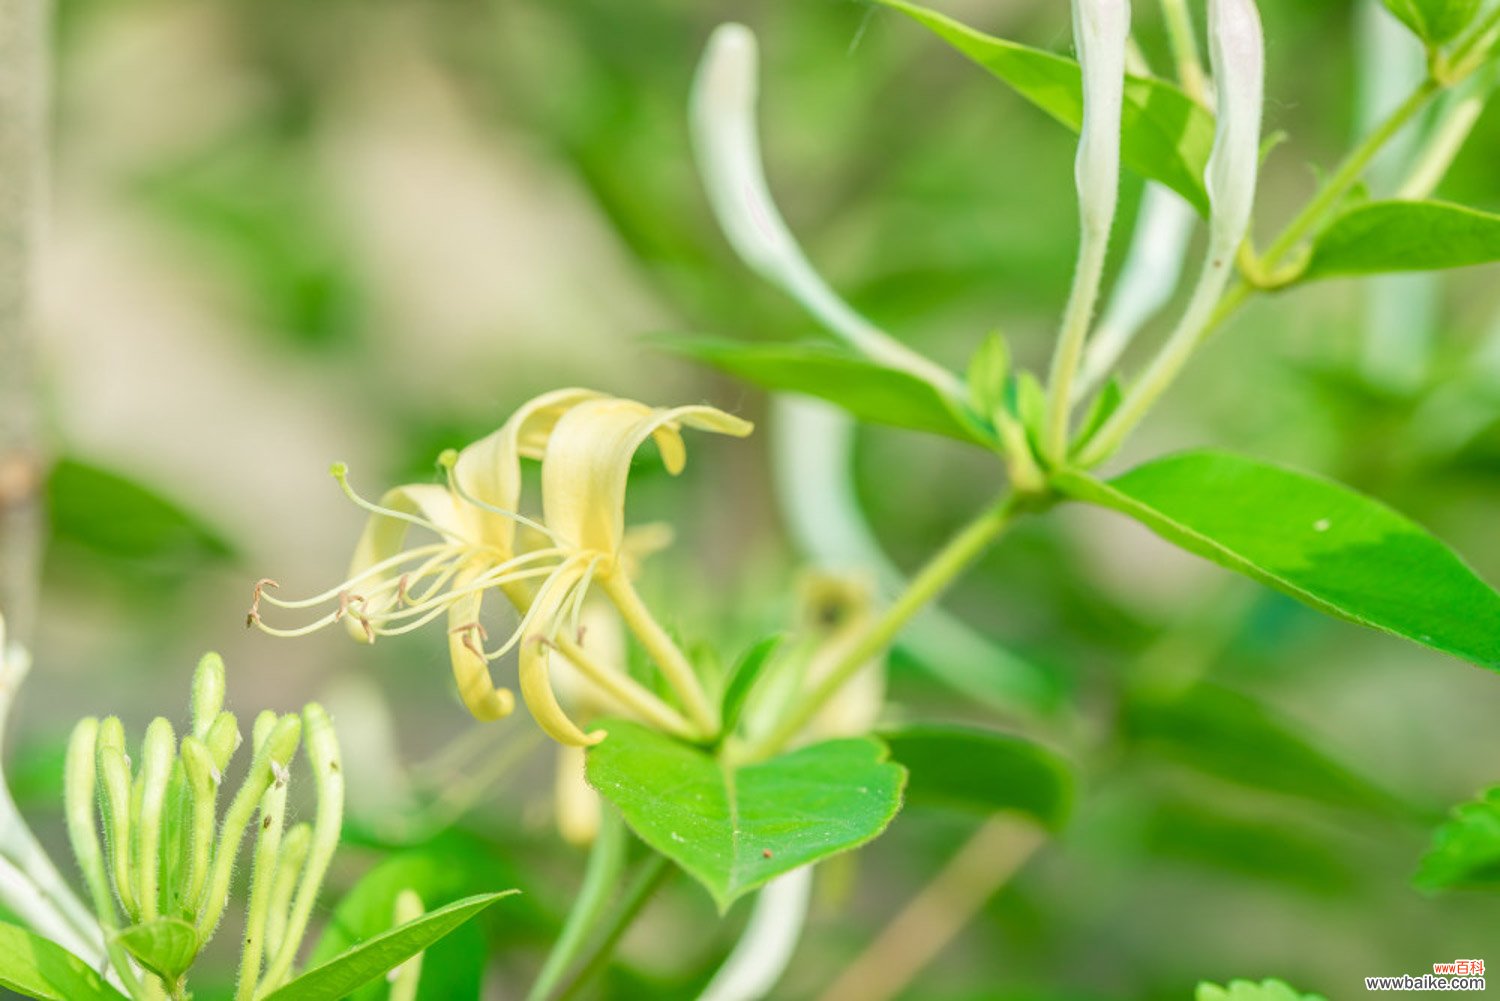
[720,636,782,739]
[876,0,1214,213]
[1125,683,1410,817]
[1381,0,1481,43]
[586,720,906,911]
[965,332,1011,419]
[1197,979,1327,1001]
[1054,451,1500,667]
[0,922,129,1001]
[261,892,516,1001]
[663,337,991,445]
[115,918,199,984]
[1303,200,1500,280]
[881,723,1074,829]
[1416,786,1500,892]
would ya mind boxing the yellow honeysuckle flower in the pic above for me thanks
[250,389,752,747]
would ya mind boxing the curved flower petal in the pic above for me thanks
[519,567,606,747]
[346,485,468,643]
[446,567,516,722]
[452,388,604,550]
[541,399,753,555]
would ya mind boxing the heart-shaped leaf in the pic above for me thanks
[1303,200,1500,280]
[115,918,199,984]
[261,892,516,1001]
[881,723,1075,829]
[1054,451,1500,668]
[662,337,992,446]
[875,0,1215,213]
[0,921,129,1001]
[586,720,906,911]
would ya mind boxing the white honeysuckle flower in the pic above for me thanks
[251,391,751,747]
[697,866,813,1001]
[1073,0,1132,237]
[691,23,962,396]
[1075,182,1197,400]
[1206,0,1266,254]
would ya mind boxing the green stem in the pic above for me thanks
[1448,6,1500,72]
[750,495,1023,759]
[600,573,719,737]
[554,853,672,1001]
[1260,80,1440,267]
[1045,233,1111,461]
[1160,0,1208,103]
[527,811,627,1001]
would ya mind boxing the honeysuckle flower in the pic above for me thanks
[691,22,963,398]
[1205,0,1266,258]
[1044,0,1132,458]
[250,390,752,748]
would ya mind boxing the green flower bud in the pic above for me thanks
[191,653,226,740]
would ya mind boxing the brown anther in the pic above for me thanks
[450,622,488,659]
[335,590,367,623]
[575,625,588,646]
[245,610,260,629]
[248,578,280,618]
[396,573,412,605]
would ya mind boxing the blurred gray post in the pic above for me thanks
[0,0,48,643]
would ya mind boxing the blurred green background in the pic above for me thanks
[7,0,1500,997]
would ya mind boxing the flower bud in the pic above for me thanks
[1205,0,1265,254]
[191,654,226,740]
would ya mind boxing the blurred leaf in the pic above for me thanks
[586,720,906,911]
[1303,200,1500,279]
[720,636,781,740]
[1381,0,1480,43]
[1196,979,1326,1001]
[663,337,993,445]
[1054,451,1500,668]
[1141,799,1361,895]
[263,892,516,1001]
[0,921,128,1000]
[46,459,235,588]
[876,0,1214,212]
[881,723,1075,829]
[134,138,362,350]
[1124,683,1409,816]
[1415,786,1500,892]
[311,851,500,1001]
[115,918,198,984]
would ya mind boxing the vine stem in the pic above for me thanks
[1079,73,1445,465]
[553,852,672,1001]
[1259,79,1440,267]
[0,0,47,644]
[748,494,1023,760]
[527,810,627,1001]
[816,815,1045,1001]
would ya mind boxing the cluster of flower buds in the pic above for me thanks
[63,653,343,1000]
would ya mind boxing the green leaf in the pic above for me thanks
[1381,0,1480,43]
[720,636,782,740]
[1196,979,1327,1001]
[881,723,1074,830]
[1415,787,1500,892]
[1124,683,1410,817]
[261,892,516,1001]
[1053,451,1500,668]
[47,459,235,579]
[663,337,992,446]
[0,922,129,1001]
[1071,378,1123,460]
[586,720,906,911]
[1302,200,1500,280]
[115,918,199,984]
[876,0,1214,213]
[965,332,1011,419]
[309,849,502,1001]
